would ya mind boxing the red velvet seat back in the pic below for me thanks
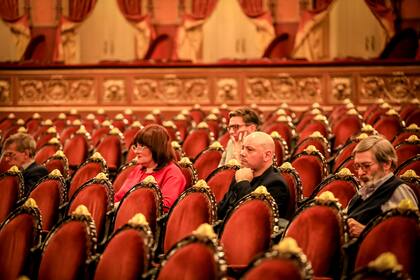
[243,258,302,280]
[333,142,357,172]
[299,121,329,140]
[36,133,56,150]
[264,122,293,149]
[355,216,419,279]
[114,188,159,234]
[173,119,190,142]
[123,127,141,149]
[94,229,148,280]
[112,163,137,193]
[35,144,60,164]
[396,156,420,176]
[207,168,236,203]
[60,126,80,145]
[286,205,342,277]
[0,213,37,280]
[44,157,69,179]
[189,109,205,125]
[179,164,196,189]
[29,179,62,231]
[0,175,22,224]
[64,134,90,168]
[69,162,104,198]
[406,108,420,126]
[91,126,111,147]
[126,146,136,163]
[221,200,273,266]
[392,131,420,147]
[38,221,91,280]
[373,116,404,141]
[182,129,211,160]
[96,135,122,171]
[278,171,299,219]
[292,155,324,198]
[157,243,218,280]
[294,137,329,158]
[68,184,109,239]
[193,149,222,180]
[317,180,357,208]
[396,144,420,167]
[164,192,213,253]
[218,131,230,148]
[332,115,362,150]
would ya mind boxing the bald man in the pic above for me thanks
[218,131,290,219]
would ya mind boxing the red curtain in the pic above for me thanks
[117,0,147,22]
[189,0,218,20]
[0,0,22,22]
[238,0,265,18]
[67,0,97,22]
[364,0,394,32]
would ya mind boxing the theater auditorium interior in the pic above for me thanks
[0,0,419,279]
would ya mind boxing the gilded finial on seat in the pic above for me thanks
[197,122,208,129]
[47,127,57,133]
[193,104,201,109]
[226,159,240,167]
[91,152,104,160]
[144,113,155,121]
[314,114,327,121]
[280,162,293,170]
[396,199,417,211]
[174,113,187,120]
[171,141,181,149]
[211,108,220,114]
[361,124,374,132]
[304,145,318,153]
[115,113,124,120]
[179,157,192,165]
[86,113,95,120]
[385,109,398,116]
[72,119,81,126]
[124,108,133,115]
[270,131,280,138]
[32,112,41,119]
[280,102,289,108]
[143,175,157,184]
[110,127,122,135]
[192,223,217,239]
[194,179,209,189]
[8,113,16,119]
[17,127,27,133]
[253,185,269,195]
[101,120,111,127]
[337,168,352,176]
[58,113,66,119]
[400,169,419,179]
[72,205,92,217]
[49,169,62,177]
[406,123,419,130]
[70,109,78,115]
[97,108,105,114]
[206,113,218,120]
[368,252,402,271]
[152,109,161,115]
[315,191,339,204]
[128,213,149,226]
[276,108,287,115]
[76,125,87,134]
[17,118,25,125]
[356,133,369,140]
[220,103,228,109]
[95,172,108,180]
[309,131,323,138]
[43,119,53,125]
[406,135,419,142]
[48,137,60,144]
[54,150,65,157]
[347,108,358,115]
[273,237,302,254]
[8,165,20,173]
[131,121,142,128]
[24,198,38,208]
[276,115,288,122]
[209,141,223,149]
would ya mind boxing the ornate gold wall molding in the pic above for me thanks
[217,78,238,103]
[0,80,11,105]
[103,79,126,104]
[18,77,95,105]
[331,77,352,101]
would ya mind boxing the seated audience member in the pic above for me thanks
[219,108,261,166]
[114,124,186,212]
[1,132,49,193]
[218,131,290,219]
[346,135,418,237]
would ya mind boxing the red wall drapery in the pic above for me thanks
[364,0,395,34]
[189,0,218,20]
[116,0,147,22]
[238,0,265,18]
[67,0,97,22]
[0,0,23,22]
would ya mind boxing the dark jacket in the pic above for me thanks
[218,165,290,220]
[23,162,49,194]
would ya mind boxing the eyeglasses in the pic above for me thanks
[1,150,23,160]
[228,124,246,131]
[353,162,376,172]
[131,144,148,152]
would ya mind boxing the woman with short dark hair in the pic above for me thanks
[114,124,186,211]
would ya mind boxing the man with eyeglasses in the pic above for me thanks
[346,135,418,238]
[219,108,262,166]
[1,132,49,193]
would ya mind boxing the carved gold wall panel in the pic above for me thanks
[133,76,209,104]
[18,77,95,105]
[245,74,321,103]
[216,78,239,103]
[331,77,352,102]
[0,80,11,105]
[103,79,126,104]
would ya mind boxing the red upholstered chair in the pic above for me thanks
[205,113,222,139]
[94,109,108,124]
[92,216,154,280]
[81,113,98,134]
[332,134,367,173]
[295,108,325,132]
[331,111,363,151]
[35,127,58,150]
[395,135,420,167]
[25,113,43,135]
[364,103,390,125]
[29,170,67,232]
[43,150,70,180]
[113,179,163,242]
[218,131,230,149]
[284,194,347,279]
[189,106,206,125]
[173,113,191,143]
[399,170,420,203]
[34,138,62,164]
[241,237,313,280]
[0,198,42,280]
[63,127,92,172]
[219,187,280,274]
[278,162,303,219]
[263,115,296,150]
[59,120,81,145]
[171,141,184,162]
[52,114,67,134]
[293,131,331,159]
[68,152,108,199]
[125,143,137,163]
[162,181,217,254]
[163,121,181,143]
[112,159,138,194]
[32,119,54,140]
[37,205,97,280]
[206,160,240,203]
[396,155,420,177]
[122,121,142,150]
[349,207,420,280]
[178,157,198,190]
[111,114,129,133]
[310,168,360,208]
[0,113,17,135]
[291,145,328,199]
[94,128,125,176]
[153,225,227,280]
[193,142,224,181]
[0,167,25,224]
[262,33,290,59]
[270,131,290,167]
[182,124,213,160]
[392,124,420,146]
[298,115,332,142]
[91,121,112,147]
[328,100,354,124]
[67,173,114,242]
[373,111,405,141]
[405,108,420,126]
[400,102,419,122]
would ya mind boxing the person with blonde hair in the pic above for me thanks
[1,132,48,193]
[346,135,418,237]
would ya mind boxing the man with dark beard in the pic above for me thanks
[346,135,418,237]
